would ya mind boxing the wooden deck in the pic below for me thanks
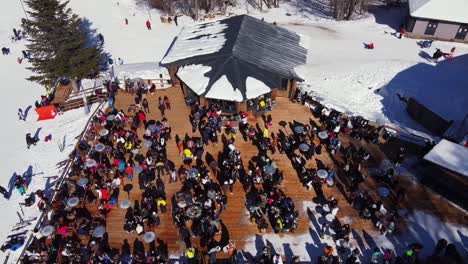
[93,85,467,258]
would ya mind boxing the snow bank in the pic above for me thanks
[176,64,212,95]
[205,75,243,102]
[161,20,228,64]
[113,62,170,80]
[245,77,271,99]
[0,104,99,263]
[423,139,468,177]
[242,201,468,262]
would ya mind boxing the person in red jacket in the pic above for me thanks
[399,28,406,39]
[101,188,109,202]
[146,20,151,30]
[125,164,134,181]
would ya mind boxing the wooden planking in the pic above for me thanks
[101,85,467,257]
[106,86,369,254]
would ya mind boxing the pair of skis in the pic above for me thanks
[12,216,37,231]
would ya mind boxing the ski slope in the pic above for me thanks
[0,0,467,262]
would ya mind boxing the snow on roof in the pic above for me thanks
[245,77,271,99]
[113,62,170,80]
[161,21,228,64]
[424,139,468,177]
[176,64,212,95]
[409,0,468,24]
[205,75,243,102]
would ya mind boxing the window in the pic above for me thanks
[455,25,468,40]
[280,79,289,91]
[424,21,438,35]
[246,93,271,111]
[406,18,416,32]
[208,99,237,113]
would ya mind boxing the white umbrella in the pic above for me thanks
[134,166,143,174]
[106,115,116,121]
[77,178,89,187]
[377,187,390,198]
[92,226,106,238]
[67,197,80,207]
[143,140,153,148]
[86,159,97,168]
[94,143,105,152]
[317,169,328,179]
[294,126,305,134]
[143,231,156,243]
[99,129,109,136]
[265,166,276,174]
[40,225,55,236]
[318,131,328,139]
[120,199,132,209]
[299,143,310,152]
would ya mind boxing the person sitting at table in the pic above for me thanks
[327,196,338,209]
[292,153,304,170]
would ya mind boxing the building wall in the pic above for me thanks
[169,64,180,86]
[272,79,297,100]
[435,23,460,40]
[422,162,468,211]
[238,102,247,112]
[411,20,428,35]
[407,18,468,43]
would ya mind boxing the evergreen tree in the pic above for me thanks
[24,0,105,91]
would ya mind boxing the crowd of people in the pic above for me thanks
[21,93,174,262]
[11,83,465,264]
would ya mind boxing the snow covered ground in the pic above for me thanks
[0,2,100,262]
[1,0,467,262]
[242,201,468,262]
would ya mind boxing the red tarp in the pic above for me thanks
[35,105,58,121]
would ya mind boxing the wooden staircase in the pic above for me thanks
[54,83,108,112]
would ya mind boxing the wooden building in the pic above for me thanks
[406,0,468,43]
[161,15,308,113]
[422,139,468,210]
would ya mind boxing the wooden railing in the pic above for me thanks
[61,93,107,112]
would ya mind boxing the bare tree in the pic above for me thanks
[143,0,265,19]
[331,0,367,20]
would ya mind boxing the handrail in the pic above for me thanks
[381,124,430,146]
[16,101,106,263]
[62,95,106,112]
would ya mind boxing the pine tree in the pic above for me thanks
[24,0,105,91]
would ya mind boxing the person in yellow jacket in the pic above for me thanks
[263,128,269,138]
[157,198,167,213]
[124,140,133,151]
[186,247,197,263]
[277,218,283,232]
[183,148,193,165]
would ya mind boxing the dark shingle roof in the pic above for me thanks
[161,15,308,101]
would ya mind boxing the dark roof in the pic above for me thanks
[161,15,308,101]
